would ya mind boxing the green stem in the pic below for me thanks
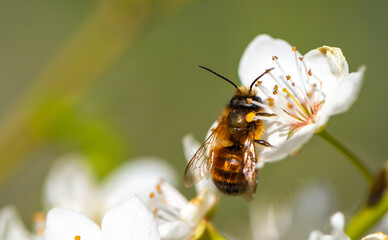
[346,189,388,239]
[317,129,374,186]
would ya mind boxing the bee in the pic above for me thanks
[183,66,275,201]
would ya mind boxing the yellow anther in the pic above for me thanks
[267,98,274,107]
[273,90,278,95]
[75,236,81,240]
[291,82,295,87]
[292,46,297,51]
[246,112,256,122]
[286,75,291,80]
[274,85,279,91]
[299,57,303,61]
[272,56,278,60]
[32,212,46,223]
[149,192,155,198]
[156,184,162,194]
[308,69,312,76]
[287,103,294,109]
[153,208,158,214]
[265,68,272,74]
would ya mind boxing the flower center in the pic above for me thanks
[250,47,325,134]
[147,179,182,223]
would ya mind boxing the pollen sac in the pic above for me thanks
[245,112,256,123]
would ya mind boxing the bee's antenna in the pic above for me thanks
[249,68,275,92]
[198,66,239,90]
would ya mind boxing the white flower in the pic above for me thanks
[147,180,218,240]
[144,137,219,239]
[43,195,160,240]
[238,34,365,164]
[43,154,218,239]
[308,212,350,240]
[250,182,335,240]
[43,154,177,221]
[362,232,388,240]
[0,206,42,240]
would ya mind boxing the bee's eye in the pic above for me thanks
[229,96,240,107]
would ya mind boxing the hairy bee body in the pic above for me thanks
[183,67,273,202]
[210,89,264,196]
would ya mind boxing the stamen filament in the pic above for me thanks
[293,50,308,98]
[300,59,314,116]
[282,88,310,117]
[251,99,300,124]
[273,58,288,82]
[254,116,280,121]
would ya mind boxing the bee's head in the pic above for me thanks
[229,89,262,110]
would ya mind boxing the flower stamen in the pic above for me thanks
[251,46,328,133]
[282,88,310,117]
[32,211,46,236]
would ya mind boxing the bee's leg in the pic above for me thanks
[255,140,273,147]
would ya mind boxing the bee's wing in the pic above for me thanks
[242,132,259,202]
[183,127,220,187]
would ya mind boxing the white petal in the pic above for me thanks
[307,212,350,240]
[304,47,364,120]
[322,66,365,117]
[238,34,302,92]
[101,196,160,240]
[304,47,349,94]
[182,135,217,193]
[308,230,334,240]
[249,205,291,240]
[43,155,99,217]
[44,208,103,240]
[156,181,188,211]
[180,187,218,227]
[183,134,201,163]
[0,206,32,240]
[303,47,348,98]
[260,123,316,163]
[330,212,345,231]
[102,158,177,211]
[158,221,192,240]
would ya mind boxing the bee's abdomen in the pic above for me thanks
[211,147,247,195]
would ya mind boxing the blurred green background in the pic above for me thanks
[0,0,387,238]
